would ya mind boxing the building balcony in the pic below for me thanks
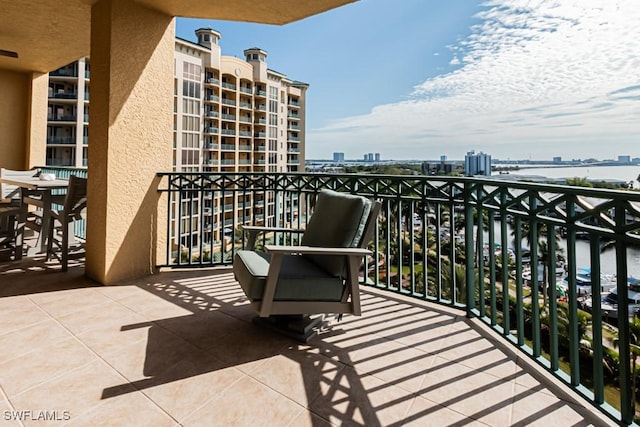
[238,131,252,138]
[206,111,219,118]
[203,143,219,150]
[49,92,78,99]
[238,144,251,150]
[221,99,236,107]
[254,118,267,125]
[205,95,220,102]
[46,136,76,145]
[50,68,78,77]
[220,144,236,151]
[239,116,252,124]
[220,129,235,136]
[47,114,77,122]
[239,87,252,95]
[239,102,252,110]
[221,114,236,121]
[287,113,300,120]
[254,132,266,138]
[206,77,220,85]
[204,127,219,134]
[221,82,236,90]
[255,89,267,97]
[1,169,635,426]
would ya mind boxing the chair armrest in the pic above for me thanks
[240,225,305,234]
[241,225,305,250]
[264,245,372,257]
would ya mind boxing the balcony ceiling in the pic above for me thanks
[0,0,356,74]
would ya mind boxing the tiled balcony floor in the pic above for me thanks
[0,259,614,426]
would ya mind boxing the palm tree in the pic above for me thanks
[510,221,564,306]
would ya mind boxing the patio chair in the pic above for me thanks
[0,168,39,259]
[46,175,87,271]
[233,189,381,341]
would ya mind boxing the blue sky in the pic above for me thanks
[176,0,640,161]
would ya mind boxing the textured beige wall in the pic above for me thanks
[26,73,49,168]
[0,70,29,169]
[86,0,174,284]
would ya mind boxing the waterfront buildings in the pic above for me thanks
[47,28,308,248]
[46,29,306,174]
[333,152,345,163]
[464,150,492,176]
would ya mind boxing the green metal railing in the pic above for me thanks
[156,171,640,424]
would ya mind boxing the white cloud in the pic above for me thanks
[308,0,640,160]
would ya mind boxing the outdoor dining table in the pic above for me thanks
[0,175,69,259]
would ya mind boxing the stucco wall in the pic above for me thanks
[0,70,29,169]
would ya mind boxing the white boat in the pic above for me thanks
[559,267,616,297]
[582,279,640,320]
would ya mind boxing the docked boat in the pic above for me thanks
[559,267,617,297]
[582,280,640,320]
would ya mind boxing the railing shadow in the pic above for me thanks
[99,268,608,426]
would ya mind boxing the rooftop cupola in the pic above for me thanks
[244,47,267,63]
[195,28,221,48]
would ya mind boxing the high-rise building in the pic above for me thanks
[333,152,345,162]
[374,153,380,162]
[464,150,492,176]
[46,58,90,167]
[46,29,307,174]
[47,29,308,248]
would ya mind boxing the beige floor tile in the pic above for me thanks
[205,323,291,373]
[182,376,303,427]
[348,337,436,393]
[151,311,249,351]
[403,396,489,426]
[309,367,415,427]
[510,384,611,426]
[55,299,144,336]
[0,337,95,397]
[415,357,514,426]
[0,298,49,336]
[248,347,347,407]
[64,390,176,427]
[28,287,110,318]
[386,312,459,354]
[98,326,202,384]
[75,314,151,357]
[287,409,335,427]
[436,328,520,379]
[0,318,73,364]
[9,360,131,426]
[140,354,243,423]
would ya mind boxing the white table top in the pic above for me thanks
[0,176,69,189]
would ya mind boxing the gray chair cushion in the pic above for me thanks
[233,250,345,301]
[301,189,371,277]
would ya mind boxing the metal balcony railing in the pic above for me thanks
[46,136,76,145]
[157,171,640,425]
[49,92,78,99]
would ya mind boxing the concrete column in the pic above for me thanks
[87,0,173,284]
[0,70,29,169]
[26,72,49,169]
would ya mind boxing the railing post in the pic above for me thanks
[464,180,475,318]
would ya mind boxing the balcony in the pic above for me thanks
[205,95,219,102]
[220,114,236,121]
[221,82,236,90]
[46,136,76,145]
[221,99,236,107]
[154,171,640,425]
[220,129,235,136]
[48,114,77,122]
[1,170,636,426]
[50,68,78,77]
[49,92,78,99]
[206,77,220,85]
[205,111,219,118]
[239,87,252,95]
[0,251,614,426]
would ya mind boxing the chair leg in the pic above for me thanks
[47,216,55,261]
[61,220,71,271]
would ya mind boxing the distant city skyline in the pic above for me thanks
[177,0,640,160]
